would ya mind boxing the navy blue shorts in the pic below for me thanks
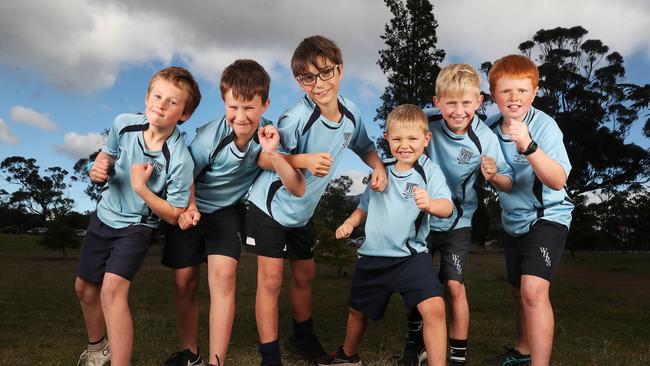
[77,212,154,283]
[162,204,245,268]
[503,219,568,286]
[427,228,471,283]
[348,253,444,321]
[244,203,315,260]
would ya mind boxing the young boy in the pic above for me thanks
[400,64,513,366]
[74,66,201,366]
[485,55,573,366]
[161,59,305,366]
[318,104,453,366]
[245,35,388,365]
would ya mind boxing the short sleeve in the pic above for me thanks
[357,185,371,213]
[535,118,572,177]
[165,150,194,208]
[276,111,302,154]
[102,117,120,157]
[426,163,452,201]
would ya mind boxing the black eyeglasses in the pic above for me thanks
[297,65,339,86]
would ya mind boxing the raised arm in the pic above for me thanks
[130,163,186,225]
[89,151,116,183]
[258,125,306,197]
[361,150,387,192]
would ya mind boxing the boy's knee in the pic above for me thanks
[419,297,446,321]
[174,268,199,295]
[100,276,129,305]
[74,277,99,303]
[209,267,237,293]
[445,280,466,300]
[291,262,316,286]
[520,283,548,307]
[259,272,283,294]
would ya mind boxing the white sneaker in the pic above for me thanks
[77,338,110,366]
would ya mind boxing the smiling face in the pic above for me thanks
[223,89,269,139]
[492,76,538,122]
[434,92,483,135]
[144,78,190,131]
[385,122,431,171]
[297,58,342,111]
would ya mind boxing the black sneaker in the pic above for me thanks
[487,347,531,366]
[317,346,362,365]
[162,349,204,366]
[284,333,327,362]
[399,337,426,366]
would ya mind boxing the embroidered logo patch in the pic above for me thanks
[457,147,473,164]
[342,132,352,149]
[402,182,417,199]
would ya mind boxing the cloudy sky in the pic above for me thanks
[1,0,649,212]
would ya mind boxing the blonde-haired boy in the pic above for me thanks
[319,104,453,366]
[400,64,512,366]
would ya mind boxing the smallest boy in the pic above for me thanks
[318,104,453,366]
[74,66,200,366]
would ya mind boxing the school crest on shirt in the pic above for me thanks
[402,182,416,199]
[342,132,352,149]
[148,159,164,177]
[513,151,529,165]
[457,147,473,165]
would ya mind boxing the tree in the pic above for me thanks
[375,0,446,155]
[71,128,108,201]
[313,176,359,277]
[39,217,81,258]
[1,156,74,224]
[483,26,650,195]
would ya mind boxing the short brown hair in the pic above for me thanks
[220,59,271,104]
[436,64,481,98]
[386,104,429,133]
[291,35,343,77]
[488,55,539,95]
[148,66,202,124]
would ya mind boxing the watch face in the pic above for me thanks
[524,141,538,155]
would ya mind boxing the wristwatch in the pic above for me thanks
[521,140,538,156]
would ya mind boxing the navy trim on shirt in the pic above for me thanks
[266,180,283,218]
[302,105,322,136]
[119,123,148,135]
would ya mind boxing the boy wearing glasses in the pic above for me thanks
[246,35,387,365]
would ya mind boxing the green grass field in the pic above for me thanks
[1,234,649,365]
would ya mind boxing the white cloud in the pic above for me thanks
[0,118,19,145]
[10,106,57,131]
[0,0,648,93]
[338,170,370,196]
[56,132,105,159]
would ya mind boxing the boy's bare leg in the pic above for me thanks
[173,265,201,354]
[101,273,133,366]
[256,256,284,342]
[445,280,469,339]
[342,307,367,356]
[207,255,238,365]
[289,258,316,322]
[520,275,553,366]
[74,277,106,342]
[418,297,447,366]
[511,285,531,354]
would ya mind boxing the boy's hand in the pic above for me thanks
[370,165,388,192]
[480,155,497,182]
[258,125,280,153]
[507,120,533,153]
[304,153,333,177]
[90,155,110,183]
[178,208,201,230]
[336,222,354,239]
[130,163,153,193]
[413,186,432,212]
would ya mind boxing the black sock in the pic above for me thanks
[293,317,315,338]
[259,340,281,364]
[407,308,423,344]
[449,338,468,364]
[88,335,105,345]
